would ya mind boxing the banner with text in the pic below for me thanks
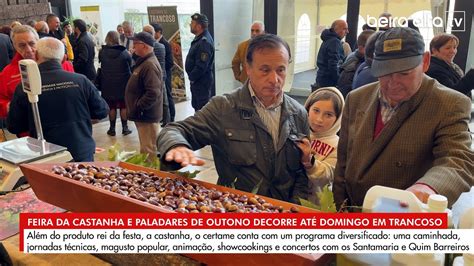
[147,6,186,102]
[19,213,473,254]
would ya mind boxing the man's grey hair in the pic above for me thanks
[11,25,39,42]
[252,20,265,31]
[37,37,64,62]
[143,25,155,36]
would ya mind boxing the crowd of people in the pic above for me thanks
[158,16,472,209]
[0,14,183,161]
[0,11,472,210]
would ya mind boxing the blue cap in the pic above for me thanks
[130,32,155,47]
[371,27,425,77]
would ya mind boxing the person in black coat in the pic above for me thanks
[185,13,215,111]
[314,19,348,91]
[0,33,14,71]
[73,19,97,81]
[426,33,473,98]
[151,22,175,123]
[98,31,133,136]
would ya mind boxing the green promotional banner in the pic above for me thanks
[147,6,186,102]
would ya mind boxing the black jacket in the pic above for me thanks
[98,45,132,101]
[73,31,97,81]
[426,56,473,98]
[0,33,13,71]
[337,50,364,98]
[153,41,166,79]
[49,29,65,40]
[159,37,173,74]
[316,29,345,87]
[7,60,109,161]
[185,29,215,110]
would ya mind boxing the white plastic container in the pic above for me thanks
[363,186,453,222]
[453,253,474,266]
[363,186,425,212]
[458,207,474,229]
[452,207,474,266]
[362,187,451,266]
[426,194,453,228]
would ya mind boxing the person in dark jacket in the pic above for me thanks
[143,25,170,125]
[314,19,348,91]
[98,31,133,136]
[185,13,215,111]
[337,30,374,98]
[7,37,108,162]
[125,32,163,159]
[352,31,383,90]
[426,33,473,98]
[0,33,14,71]
[158,34,309,204]
[151,22,175,123]
[73,19,97,81]
[46,14,65,41]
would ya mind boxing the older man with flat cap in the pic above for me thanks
[185,13,215,111]
[334,27,473,209]
[125,32,164,160]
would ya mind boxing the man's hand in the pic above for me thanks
[406,183,437,203]
[165,146,205,167]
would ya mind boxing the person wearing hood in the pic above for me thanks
[98,30,133,136]
[313,19,348,91]
[296,87,345,205]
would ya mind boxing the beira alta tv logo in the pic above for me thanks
[366,11,465,32]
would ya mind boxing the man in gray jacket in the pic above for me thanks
[157,34,309,203]
[125,32,163,159]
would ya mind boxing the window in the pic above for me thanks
[409,10,434,51]
[295,14,311,64]
[124,9,149,31]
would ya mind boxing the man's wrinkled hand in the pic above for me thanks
[165,146,205,167]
